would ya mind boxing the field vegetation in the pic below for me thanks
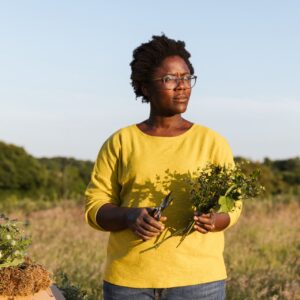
[0,141,299,299]
[4,197,298,300]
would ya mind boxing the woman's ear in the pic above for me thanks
[141,85,149,97]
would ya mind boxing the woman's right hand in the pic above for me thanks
[125,208,167,241]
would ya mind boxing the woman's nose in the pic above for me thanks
[175,78,186,89]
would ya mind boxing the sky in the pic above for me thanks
[0,1,299,162]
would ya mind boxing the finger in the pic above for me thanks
[135,231,153,241]
[197,215,213,224]
[194,212,210,217]
[135,226,158,239]
[195,220,215,232]
[159,216,167,222]
[134,230,152,241]
[195,220,214,230]
[201,213,211,217]
[194,224,208,234]
[143,215,165,230]
[195,221,204,227]
[203,224,215,231]
[194,221,207,230]
[140,222,162,233]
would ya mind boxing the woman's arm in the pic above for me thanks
[97,203,167,241]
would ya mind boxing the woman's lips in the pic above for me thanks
[173,96,188,102]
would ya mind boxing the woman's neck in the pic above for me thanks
[146,114,185,129]
[137,115,193,137]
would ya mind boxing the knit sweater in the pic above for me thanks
[85,124,242,288]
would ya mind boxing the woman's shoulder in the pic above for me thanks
[192,123,233,163]
[192,123,228,141]
[101,124,138,147]
[106,124,137,140]
[96,125,136,158]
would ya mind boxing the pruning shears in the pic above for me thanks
[151,191,173,220]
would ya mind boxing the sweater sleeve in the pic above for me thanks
[212,134,243,230]
[85,133,122,231]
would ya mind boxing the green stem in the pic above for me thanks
[177,220,195,247]
[225,184,237,197]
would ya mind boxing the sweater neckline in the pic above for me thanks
[133,123,195,140]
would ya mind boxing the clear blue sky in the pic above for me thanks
[1,1,299,161]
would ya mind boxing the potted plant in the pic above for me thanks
[0,214,65,300]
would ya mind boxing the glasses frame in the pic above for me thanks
[151,74,197,90]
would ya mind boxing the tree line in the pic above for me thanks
[0,141,93,201]
[0,141,299,202]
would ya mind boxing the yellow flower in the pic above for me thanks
[6,234,11,240]
[11,240,16,246]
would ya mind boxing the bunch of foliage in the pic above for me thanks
[190,162,263,213]
[155,162,264,247]
[0,214,31,268]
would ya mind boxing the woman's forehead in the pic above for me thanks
[154,55,190,75]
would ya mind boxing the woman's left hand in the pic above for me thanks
[193,212,230,234]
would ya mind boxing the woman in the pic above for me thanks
[85,34,242,300]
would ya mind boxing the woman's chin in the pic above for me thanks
[173,102,189,114]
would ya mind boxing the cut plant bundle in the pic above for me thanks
[190,162,263,213]
[154,162,264,248]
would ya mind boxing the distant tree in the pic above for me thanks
[1,140,298,203]
[235,156,289,195]
[38,157,93,199]
[0,142,46,190]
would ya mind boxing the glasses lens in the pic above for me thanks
[156,75,197,90]
[189,76,197,88]
[165,75,197,89]
[162,75,177,90]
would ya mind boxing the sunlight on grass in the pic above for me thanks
[8,198,300,300]
[225,199,299,299]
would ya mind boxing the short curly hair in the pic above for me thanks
[130,34,195,103]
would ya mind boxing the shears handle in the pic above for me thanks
[150,207,162,220]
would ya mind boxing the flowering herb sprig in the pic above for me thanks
[175,162,264,244]
[0,214,31,268]
[152,162,264,248]
[190,162,263,213]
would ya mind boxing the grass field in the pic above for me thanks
[7,196,300,300]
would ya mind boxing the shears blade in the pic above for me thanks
[152,191,173,220]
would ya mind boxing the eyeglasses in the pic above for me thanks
[152,74,197,90]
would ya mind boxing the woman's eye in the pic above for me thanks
[183,75,192,81]
[163,76,174,82]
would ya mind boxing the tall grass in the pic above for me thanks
[225,197,299,299]
[6,197,300,299]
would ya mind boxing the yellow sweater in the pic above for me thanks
[85,124,242,288]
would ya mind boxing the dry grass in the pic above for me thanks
[225,199,300,299]
[10,201,108,298]
[6,198,300,300]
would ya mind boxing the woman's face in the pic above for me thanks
[145,55,192,116]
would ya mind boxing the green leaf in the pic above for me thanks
[217,196,235,213]
[0,257,24,268]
